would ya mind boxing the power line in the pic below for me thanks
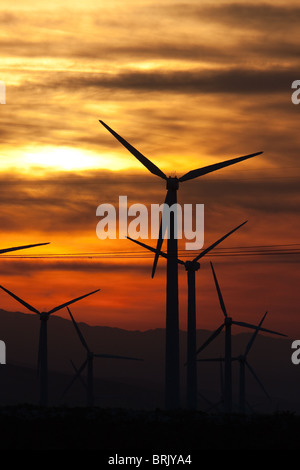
[1,249,300,259]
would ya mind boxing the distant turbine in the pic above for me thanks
[196,262,286,413]
[126,220,247,410]
[197,311,285,414]
[0,285,100,406]
[233,311,281,414]
[99,119,262,409]
[63,307,143,406]
[0,242,50,255]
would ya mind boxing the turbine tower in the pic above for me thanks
[99,119,262,409]
[63,307,143,406]
[126,220,247,410]
[196,262,286,413]
[0,285,100,406]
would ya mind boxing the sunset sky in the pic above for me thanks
[0,0,299,337]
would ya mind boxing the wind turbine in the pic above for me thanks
[233,311,279,414]
[63,307,143,407]
[196,262,286,413]
[197,311,284,414]
[99,119,263,409]
[0,242,50,255]
[126,220,247,410]
[0,284,100,406]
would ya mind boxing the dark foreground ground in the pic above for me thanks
[0,405,300,451]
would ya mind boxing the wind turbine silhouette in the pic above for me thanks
[126,220,247,410]
[0,285,100,406]
[196,262,286,413]
[197,311,285,414]
[0,242,50,255]
[99,119,262,409]
[63,307,143,406]
[233,311,280,414]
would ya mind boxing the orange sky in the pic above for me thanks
[0,0,299,336]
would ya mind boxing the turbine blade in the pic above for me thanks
[152,217,164,278]
[0,242,50,255]
[179,151,263,182]
[244,311,268,357]
[232,320,287,337]
[198,392,214,406]
[210,262,228,318]
[0,285,40,314]
[196,324,224,355]
[48,289,100,315]
[62,359,88,397]
[126,236,185,265]
[245,360,271,401]
[67,307,90,353]
[193,221,247,262]
[152,190,173,278]
[94,353,143,361]
[99,120,167,180]
[70,359,88,390]
[126,236,168,260]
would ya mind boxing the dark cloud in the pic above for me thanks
[170,3,300,31]
[15,67,296,96]
[0,169,298,237]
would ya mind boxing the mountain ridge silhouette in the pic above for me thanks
[0,309,298,412]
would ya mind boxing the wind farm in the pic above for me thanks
[99,119,263,410]
[126,220,249,410]
[0,116,297,455]
[1,0,299,451]
[0,285,100,406]
[0,120,295,420]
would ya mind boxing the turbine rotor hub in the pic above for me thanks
[185,260,200,272]
[40,312,49,321]
[166,177,179,191]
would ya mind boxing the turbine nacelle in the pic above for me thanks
[185,260,200,272]
[166,177,179,191]
[40,312,49,320]
[236,355,246,363]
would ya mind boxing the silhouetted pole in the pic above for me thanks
[39,314,48,407]
[224,318,232,413]
[165,178,180,409]
[186,262,200,410]
[87,354,94,407]
[239,359,246,414]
